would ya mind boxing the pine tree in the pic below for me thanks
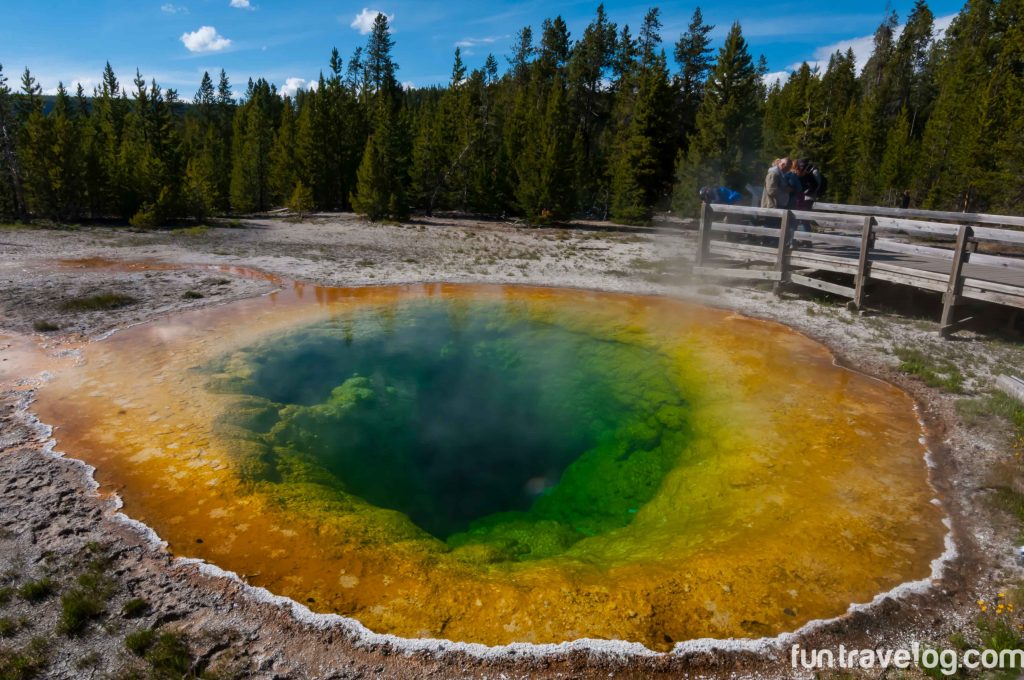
[515,77,575,224]
[0,64,26,219]
[269,97,298,205]
[674,7,715,153]
[567,4,617,214]
[409,99,449,213]
[673,22,763,213]
[815,49,859,199]
[183,134,220,220]
[351,13,409,219]
[849,13,900,203]
[288,180,314,219]
[230,79,277,213]
[915,0,998,210]
[878,106,915,205]
[352,99,409,220]
[17,68,59,219]
[47,83,87,220]
[987,0,1024,212]
[608,9,676,224]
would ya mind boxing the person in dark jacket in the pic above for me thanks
[794,159,820,210]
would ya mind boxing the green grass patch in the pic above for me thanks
[0,618,19,638]
[123,598,150,618]
[31,320,59,332]
[144,632,192,676]
[58,588,105,635]
[0,587,13,605]
[17,579,54,603]
[0,637,49,680]
[59,292,136,313]
[125,629,156,655]
[126,629,194,677]
[956,392,1024,431]
[994,488,1024,540]
[894,346,965,393]
[174,225,209,237]
[58,549,115,635]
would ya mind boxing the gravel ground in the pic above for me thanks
[0,213,1022,679]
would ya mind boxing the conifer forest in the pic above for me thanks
[0,0,1021,227]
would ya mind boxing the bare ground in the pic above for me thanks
[0,213,1022,679]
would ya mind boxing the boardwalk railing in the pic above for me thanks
[694,202,1024,336]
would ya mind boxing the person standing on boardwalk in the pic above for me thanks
[761,158,792,229]
[761,158,791,209]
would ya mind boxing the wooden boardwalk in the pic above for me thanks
[693,202,1024,336]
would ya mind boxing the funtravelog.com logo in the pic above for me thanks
[791,643,1024,676]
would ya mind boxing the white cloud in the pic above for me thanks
[161,3,188,14]
[42,78,98,97]
[454,35,504,49]
[180,26,232,53]
[401,81,415,90]
[229,0,254,9]
[280,77,311,97]
[780,13,956,77]
[350,8,392,35]
[762,71,789,87]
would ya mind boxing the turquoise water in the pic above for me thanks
[205,300,694,560]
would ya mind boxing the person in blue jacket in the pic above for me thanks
[699,185,742,205]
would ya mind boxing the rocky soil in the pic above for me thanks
[0,213,1022,679]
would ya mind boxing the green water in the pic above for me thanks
[205,300,694,561]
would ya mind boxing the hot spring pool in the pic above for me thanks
[34,280,946,650]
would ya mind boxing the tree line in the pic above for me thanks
[0,0,1021,227]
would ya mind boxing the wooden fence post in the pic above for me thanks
[772,210,792,295]
[696,202,714,267]
[850,216,875,310]
[940,224,973,336]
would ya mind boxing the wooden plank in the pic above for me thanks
[710,222,780,238]
[789,250,859,267]
[852,216,875,309]
[693,266,782,281]
[870,260,950,282]
[830,213,1024,247]
[791,230,862,247]
[962,277,1024,297]
[971,226,1024,247]
[967,251,1024,270]
[697,202,713,266]
[774,210,792,294]
[873,238,954,260]
[996,375,1024,404]
[788,256,860,275]
[871,216,960,239]
[814,202,1024,230]
[790,274,856,298]
[707,204,786,220]
[710,241,777,258]
[940,316,976,336]
[940,225,972,336]
[869,268,950,293]
[961,285,1024,310]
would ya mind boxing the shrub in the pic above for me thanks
[59,293,136,312]
[125,629,156,656]
[123,598,150,618]
[17,579,55,603]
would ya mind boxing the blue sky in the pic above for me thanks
[0,1,966,98]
